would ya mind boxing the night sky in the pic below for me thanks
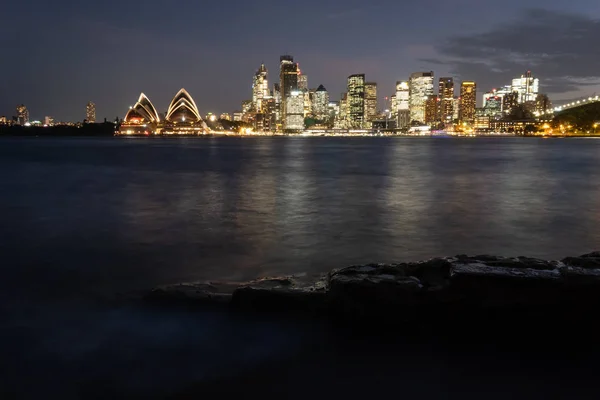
[2,0,600,121]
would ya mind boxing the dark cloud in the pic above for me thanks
[429,9,600,95]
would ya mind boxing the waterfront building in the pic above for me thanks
[474,115,491,131]
[119,93,161,135]
[233,112,243,122]
[44,116,54,126]
[409,72,434,124]
[284,90,305,131]
[280,55,299,128]
[252,64,270,113]
[0,116,7,125]
[86,101,96,123]
[364,82,378,122]
[16,104,29,125]
[312,85,330,119]
[459,81,477,123]
[438,78,454,124]
[219,113,231,121]
[348,74,366,127]
[395,81,410,129]
[119,89,208,135]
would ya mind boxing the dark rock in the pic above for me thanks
[404,258,452,288]
[327,266,423,320]
[230,276,328,313]
[145,252,600,323]
[563,253,600,269]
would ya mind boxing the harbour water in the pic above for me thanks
[2,136,600,398]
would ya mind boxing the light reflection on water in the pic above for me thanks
[1,137,600,397]
[0,137,599,297]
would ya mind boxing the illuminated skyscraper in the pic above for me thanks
[511,71,539,103]
[273,83,282,123]
[86,102,96,123]
[44,116,54,126]
[347,74,365,127]
[252,64,270,113]
[425,95,439,125]
[459,81,477,123]
[284,91,305,131]
[16,104,29,125]
[395,81,410,129]
[312,85,329,119]
[438,78,454,123]
[409,72,434,124]
[298,74,308,91]
[364,82,378,122]
[280,55,299,127]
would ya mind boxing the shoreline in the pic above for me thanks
[146,252,600,326]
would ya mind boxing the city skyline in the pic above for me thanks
[2,2,600,121]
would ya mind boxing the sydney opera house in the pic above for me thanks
[118,89,209,135]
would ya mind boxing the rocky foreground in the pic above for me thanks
[146,252,600,326]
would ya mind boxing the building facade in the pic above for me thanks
[16,104,29,125]
[395,81,410,129]
[284,91,305,131]
[252,64,270,113]
[347,74,366,127]
[438,78,454,124]
[312,85,329,119]
[280,55,299,128]
[511,71,539,104]
[86,102,96,123]
[459,81,477,123]
[364,82,378,122]
[425,95,439,125]
[409,72,434,124]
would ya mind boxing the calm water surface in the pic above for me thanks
[1,136,600,398]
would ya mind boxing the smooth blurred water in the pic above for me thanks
[2,136,600,398]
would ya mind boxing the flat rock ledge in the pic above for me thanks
[145,252,600,323]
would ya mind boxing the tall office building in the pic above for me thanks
[459,81,477,123]
[252,64,270,113]
[511,71,539,103]
[425,95,439,125]
[312,85,329,119]
[339,92,348,123]
[364,82,378,122]
[409,72,434,124]
[86,102,96,123]
[44,116,54,126]
[298,74,308,91]
[453,98,460,121]
[389,95,397,119]
[273,83,282,123]
[438,77,454,123]
[347,74,366,127]
[279,55,299,128]
[284,91,305,131]
[16,104,29,125]
[395,81,410,129]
